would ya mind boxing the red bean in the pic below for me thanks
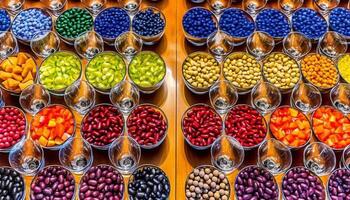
[182,104,222,148]
[127,104,167,147]
[224,104,267,148]
[82,104,124,147]
[0,106,26,150]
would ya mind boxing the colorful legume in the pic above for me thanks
[263,53,300,90]
[328,169,350,200]
[338,54,350,83]
[301,54,338,89]
[82,104,124,148]
[55,8,93,39]
[0,52,36,93]
[128,166,170,200]
[79,165,124,200]
[235,166,279,200]
[219,8,255,38]
[129,51,166,88]
[329,8,350,38]
[86,52,126,91]
[31,166,75,200]
[183,52,220,90]
[132,8,165,37]
[256,8,290,38]
[0,9,11,31]
[0,106,26,150]
[94,7,130,39]
[40,51,81,91]
[12,8,52,41]
[0,167,25,200]
[223,52,261,90]
[292,8,327,40]
[30,105,75,148]
[127,104,167,147]
[182,7,217,38]
[182,104,222,148]
[185,166,230,200]
[282,167,325,200]
[312,106,350,149]
[225,105,266,148]
[270,106,311,148]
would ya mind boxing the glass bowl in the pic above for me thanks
[0,166,26,200]
[38,51,82,96]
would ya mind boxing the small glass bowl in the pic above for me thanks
[283,31,312,60]
[0,106,27,153]
[0,166,26,200]
[30,104,76,151]
[246,31,275,60]
[0,52,38,96]
[127,103,168,149]
[12,8,53,45]
[0,31,18,60]
[39,51,83,96]
[330,83,350,114]
[132,7,166,45]
[85,51,127,95]
[182,103,223,150]
[182,51,221,94]
[54,7,93,45]
[182,7,218,46]
[81,103,125,150]
[2,0,25,15]
[128,51,166,94]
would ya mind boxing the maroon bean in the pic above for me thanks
[82,104,124,147]
[0,107,26,150]
[127,104,167,148]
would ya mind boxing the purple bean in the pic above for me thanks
[327,169,350,199]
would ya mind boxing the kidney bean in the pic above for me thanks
[0,167,25,200]
[79,165,124,200]
[30,166,75,200]
[282,167,325,200]
[225,105,266,148]
[182,104,222,148]
[127,104,167,148]
[234,165,278,200]
[327,169,350,200]
[82,104,124,147]
[128,165,170,200]
[0,106,26,150]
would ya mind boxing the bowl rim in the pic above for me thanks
[0,166,26,200]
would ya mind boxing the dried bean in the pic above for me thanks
[327,169,350,200]
[0,167,25,200]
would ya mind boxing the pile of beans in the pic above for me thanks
[132,8,165,37]
[328,169,350,200]
[30,166,75,200]
[12,8,52,41]
[94,7,130,39]
[282,167,325,200]
[86,52,126,92]
[182,104,222,148]
[127,104,167,148]
[330,8,350,38]
[40,51,81,92]
[182,7,217,38]
[129,51,166,89]
[235,166,279,200]
[301,54,338,90]
[82,104,124,148]
[0,106,26,150]
[55,8,93,40]
[0,167,25,200]
[219,8,255,38]
[128,165,170,200]
[0,9,11,31]
[185,166,230,200]
[338,54,350,83]
[183,52,220,90]
[225,105,266,148]
[256,8,290,38]
[262,53,300,91]
[79,165,124,200]
[270,106,311,148]
[223,52,261,91]
[292,8,327,40]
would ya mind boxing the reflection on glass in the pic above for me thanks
[303,142,336,176]
[74,31,104,60]
[279,0,303,15]
[283,31,311,60]
[291,82,322,114]
[246,31,275,60]
[64,80,96,115]
[242,0,267,15]
[115,31,143,62]
[0,31,18,60]
[209,80,238,115]
[330,83,350,114]
[251,81,282,115]
[318,31,347,59]
[19,84,51,116]
[109,80,140,114]
[30,31,60,58]
[41,0,67,16]
[207,30,233,62]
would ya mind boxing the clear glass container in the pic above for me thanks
[115,31,143,62]
[119,0,141,15]
[81,0,106,15]
[207,30,233,62]
[291,82,322,114]
[318,31,348,59]
[2,0,24,15]
[257,138,292,175]
[109,80,140,114]
[330,83,350,114]
[251,81,282,115]
[246,31,275,60]
[314,0,339,15]
[341,144,350,169]
[74,31,104,60]
[30,30,60,58]
[207,0,232,15]
[0,31,18,60]
[278,0,303,15]
[41,0,67,16]
[283,31,311,60]
[242,0,267,15]
[19,83,51,116]
[209,80,238,115]
[0,89,4,107]
[9,138,45,176]
[303,142,336,176]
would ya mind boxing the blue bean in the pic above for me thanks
[256,8,290,38]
